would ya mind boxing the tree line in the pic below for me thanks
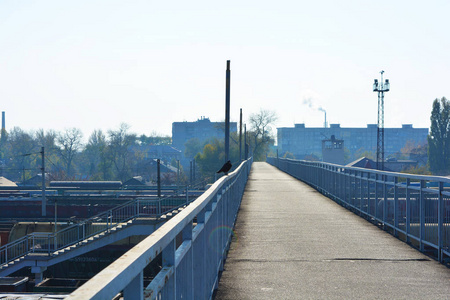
[0,109,279,184]
[0,124,172,183]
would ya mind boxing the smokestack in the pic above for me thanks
[1,111,5,143]
[324,111,327,128]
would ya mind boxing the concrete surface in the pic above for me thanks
[214,162,450,299]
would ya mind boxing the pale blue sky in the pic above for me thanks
[1,0,449,139]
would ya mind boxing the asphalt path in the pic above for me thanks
[214,162,450,299]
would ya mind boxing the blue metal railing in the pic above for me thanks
[267,157,450,263]
[0,184,202,271]
[67,158,252,300]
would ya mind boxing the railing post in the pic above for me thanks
[438,181,444,262]
[420,179,425,251]
[194,209,206,299]
[181,222,194,299]
[123,271,143,300]
[157,199,161,216]
[163,240,176,300]
[53,233,57,253]
[136,199,140,218]
[406,178,411,244]
[383,174,387,228]
[186,185,189,204]
[394,177,399,237]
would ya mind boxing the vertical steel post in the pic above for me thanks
[406,178,411,244]
[438,181,443,262]
[162,240,176,300]
[239,108,242,162]
[157,159,161,198]
[41,147,46,216]
[123,271,144,300]
[420,180,425,251]
[225,60,231,162]
[394,177,399,237]
[193,159,196,182]
[177,160,180,191]
[189,161,193,185]
[244,124,248,160]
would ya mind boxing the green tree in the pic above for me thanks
[184,138,204,159]
[195,138,239,182]
[428,97,450,174]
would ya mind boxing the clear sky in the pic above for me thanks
[1,0,448,139]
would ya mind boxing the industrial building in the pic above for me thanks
[277,123,428,163]
[172,117,237,161]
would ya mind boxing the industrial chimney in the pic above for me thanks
[1,111,5,143]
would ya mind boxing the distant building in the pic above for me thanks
[172,117,237,160]
[132,145,182,163]
[322,135,345,165]
[278,123,428,163]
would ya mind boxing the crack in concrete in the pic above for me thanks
[230,257,431,263]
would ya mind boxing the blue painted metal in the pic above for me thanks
[66,158,252,300]
[0,185,202,275]
[267,157,450,264]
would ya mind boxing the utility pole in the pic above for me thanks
[157,159,161,198]
[225,60,231,162]
[41,147,46,217]
[239,108,242,162]
[373,71,390,171]
[244,124,248,160]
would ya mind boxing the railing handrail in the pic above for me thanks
[270,156,450,183]
[67,158,252,299]
[268,157,450,264]
[0,179,209,268]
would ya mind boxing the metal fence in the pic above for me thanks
[267,157,450,263]
[0,186,199,269]
[66,158,252,300]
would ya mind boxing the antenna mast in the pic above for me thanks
[373,71,390,170]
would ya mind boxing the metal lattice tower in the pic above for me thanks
[373,71,390,170]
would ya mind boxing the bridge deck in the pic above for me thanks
[215,162,450,299]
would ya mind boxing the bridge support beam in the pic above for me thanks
[123,271,143,300]
[31,266,47,284]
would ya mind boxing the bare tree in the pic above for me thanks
[248,109,277,160]
[107,123,137,181]
[56,128,83,176]
[84,130,110,180]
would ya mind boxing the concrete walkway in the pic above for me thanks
[214,162,450,299]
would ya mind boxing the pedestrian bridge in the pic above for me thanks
[67,159,450,299]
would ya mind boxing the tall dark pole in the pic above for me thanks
[239,108,242,162]
[244,124,248,160]
[41,147,46,217]
[225,60,231,162]
[157,159,161,198]
[189,161,193,185]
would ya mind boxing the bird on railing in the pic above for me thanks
[217,160,232,175]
